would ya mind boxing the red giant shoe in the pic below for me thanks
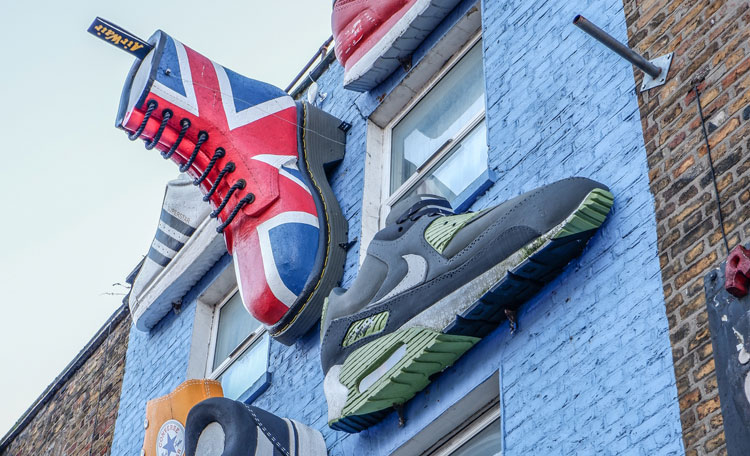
[116,31,348,344]
[332,0,463,91]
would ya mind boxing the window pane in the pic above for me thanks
[449,417,501,456]
[213,292,261,370]
[218,333,269,400]
[396,121,487,206]
[391,42,485,193]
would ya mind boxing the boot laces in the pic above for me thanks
[127,99,254,233]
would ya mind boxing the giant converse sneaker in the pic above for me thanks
[115,30,348,344]
[320,178,614,432]
[185,397,327,456]
[142,379,224,456]
[332,0,463,91]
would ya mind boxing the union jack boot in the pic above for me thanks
[332,0,463,91]
[185,397,327,456]
[320,178,614,432]
[116,31,348,344]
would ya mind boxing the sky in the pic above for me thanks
[0,0,332,436]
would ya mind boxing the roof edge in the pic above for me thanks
[0,303,130,451]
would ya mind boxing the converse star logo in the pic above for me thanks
[156,420,185,456]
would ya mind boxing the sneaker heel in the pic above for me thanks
[330,327,478,432]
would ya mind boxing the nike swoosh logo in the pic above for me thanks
[375,254,428,304]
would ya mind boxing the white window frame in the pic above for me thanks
[204,286,268,380]
[390,371,501,456]
[379,32,485,228]
[185,263,271,403]
[427,403,501,456]
[360,2,484,261]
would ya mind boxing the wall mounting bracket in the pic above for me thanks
[640,52,673,91]
[573,15,672,92]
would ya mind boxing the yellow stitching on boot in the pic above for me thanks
[273,103,332,336]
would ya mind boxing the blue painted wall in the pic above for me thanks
[110,257,228,455]
[111,0,685,454]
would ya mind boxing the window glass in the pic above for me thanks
[217,333,270,400]
[448,417,501,456]
[213,292,261,370]
[397,121,487,204]
[390,42,485,193]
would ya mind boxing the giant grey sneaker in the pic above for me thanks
[320,177,614,432]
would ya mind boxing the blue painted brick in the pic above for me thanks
[110,0,684,454]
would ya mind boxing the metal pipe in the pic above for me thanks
[285,36,334,93]
[573,15,661,79]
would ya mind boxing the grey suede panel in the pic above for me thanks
[372,216,419,242]
[442,177,606,258]
[366,216,445,302]
[324,256,388,329]
[321,224,540,372]
[324,201,452,334]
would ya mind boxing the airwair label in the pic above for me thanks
[87,17,152,59]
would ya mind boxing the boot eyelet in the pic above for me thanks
[194,148,226,186]
[204,162,236,201]
[144,109,172,150]
[162,118,190,159]
[210,179,246,218]
[128,100,158,141]
[217,193,255,233]
[179,131,208,172]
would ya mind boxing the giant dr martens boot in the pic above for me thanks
[115,31,348,344]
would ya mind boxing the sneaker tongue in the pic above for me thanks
[385,194,454,226]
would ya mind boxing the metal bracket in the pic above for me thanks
[574,15,673,93]
[640,52,673,92]
[505,309,518,334]
[395,403,406,427]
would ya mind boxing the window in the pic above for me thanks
[428,405,501,456]
[206,290,270,402]
[381,37,492,223]
[390,371,501,456]
[360,1,483,257]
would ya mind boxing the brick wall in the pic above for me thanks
[1,308,129,456]
[623,1,750,454]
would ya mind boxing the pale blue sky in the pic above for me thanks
[0,0,331,436]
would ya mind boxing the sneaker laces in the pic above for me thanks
[127,99,253,233]
[394,198,453,224]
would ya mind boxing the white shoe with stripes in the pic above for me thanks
[185,397,327,456]
[128,174,210,317]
